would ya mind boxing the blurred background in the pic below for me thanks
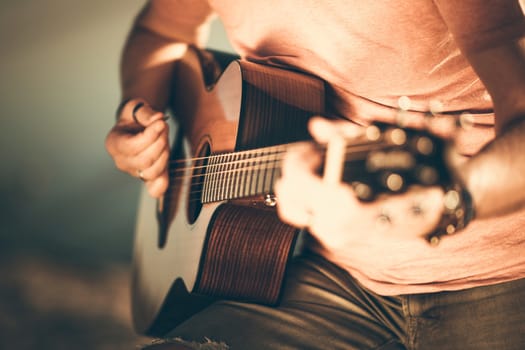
[0,1,231,349]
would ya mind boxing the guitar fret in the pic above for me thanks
[258,149,272,195]
[223,153,231,200]
[240,152,250,199]
[249,153,259,195]
[202,155,213,203]
[258,150,268,193]
[212,155,219,201]
[259,150,266,194]
[251,152,259,196]
[234,153,243,199]
[205,156,213,203]
[217,154,224,201]
[213,155,222,202]
[246,153,254,196]
[225,153,234,200]
[266,149,278,194]
[270,149,281,193]
[218,154,227,201]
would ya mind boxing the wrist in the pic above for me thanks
[426,182,476,245]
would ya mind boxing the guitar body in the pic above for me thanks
[131,49,325,336]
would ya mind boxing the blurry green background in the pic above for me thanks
[0,1,231,349]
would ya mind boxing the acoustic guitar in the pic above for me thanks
[131,49,451,336]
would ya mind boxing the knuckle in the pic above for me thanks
[159,134,169,149]
[146,178,167,198]
[137,157,154,170]
[146,186,158,198]
[150,164,163,178]
[125,139,138,154]
[158,175,169,192]
[159,149,170,163]
[114,158,130,172]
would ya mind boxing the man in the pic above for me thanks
[106,0,525,349]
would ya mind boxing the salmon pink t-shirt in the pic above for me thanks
[139,0,525,295]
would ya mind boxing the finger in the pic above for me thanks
[118,98,167,127]
[136,147,170,182]
[274,177,317,228]
[133,103,168,127]
[308,116,364,144]
[275,142,326,228]
[281,142,322,178]
[130,126,169,173]
[145,171,170,198]
[376,186,444,237]
[424,113,457,139]
[115,119,168,157]
[308,183,358,244]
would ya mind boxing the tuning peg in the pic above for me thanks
[414,135,434,155]
[365,125,381,141]
[416,165,439,185]
[385,128,407,146]
[376,172,405,193]
[352,181,374,201]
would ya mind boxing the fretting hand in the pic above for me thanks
[274,117,446,251]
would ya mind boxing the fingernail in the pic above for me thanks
[157,123,166,132]
[151,121,166,133]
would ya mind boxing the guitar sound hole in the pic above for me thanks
[187,142,210,224]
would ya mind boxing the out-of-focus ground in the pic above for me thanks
[0,254,149,350]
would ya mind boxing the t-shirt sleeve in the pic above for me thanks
[137,0,215,46]
[433,0,525,52]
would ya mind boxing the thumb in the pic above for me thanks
[118,99,167,127]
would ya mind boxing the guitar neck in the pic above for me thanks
[199,122,449,204]
[200,134,383,203]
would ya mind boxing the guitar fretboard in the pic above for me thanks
[201,146,284,203]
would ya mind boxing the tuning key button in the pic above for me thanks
[365,125,381,141]
[415,136,434,155]
[417,166,439,185]
[388,128,407,145]
[353,182,374,201]
[384,173,404,192]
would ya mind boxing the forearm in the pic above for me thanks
[120,19,188,111]
[459,116,525,219]
[452,33,525,220]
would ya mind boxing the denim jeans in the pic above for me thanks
[144,254,525,350]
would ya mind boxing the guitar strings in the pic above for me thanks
[180,149,371,192]
[177,148,374,204]
[166,140,387,182]
[164,135,381,166]
[167,143,391,203]
[168,154,367,199]
[168,152,384,201]
[165,143,291,166]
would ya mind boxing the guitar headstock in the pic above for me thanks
[341,122,452,201]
